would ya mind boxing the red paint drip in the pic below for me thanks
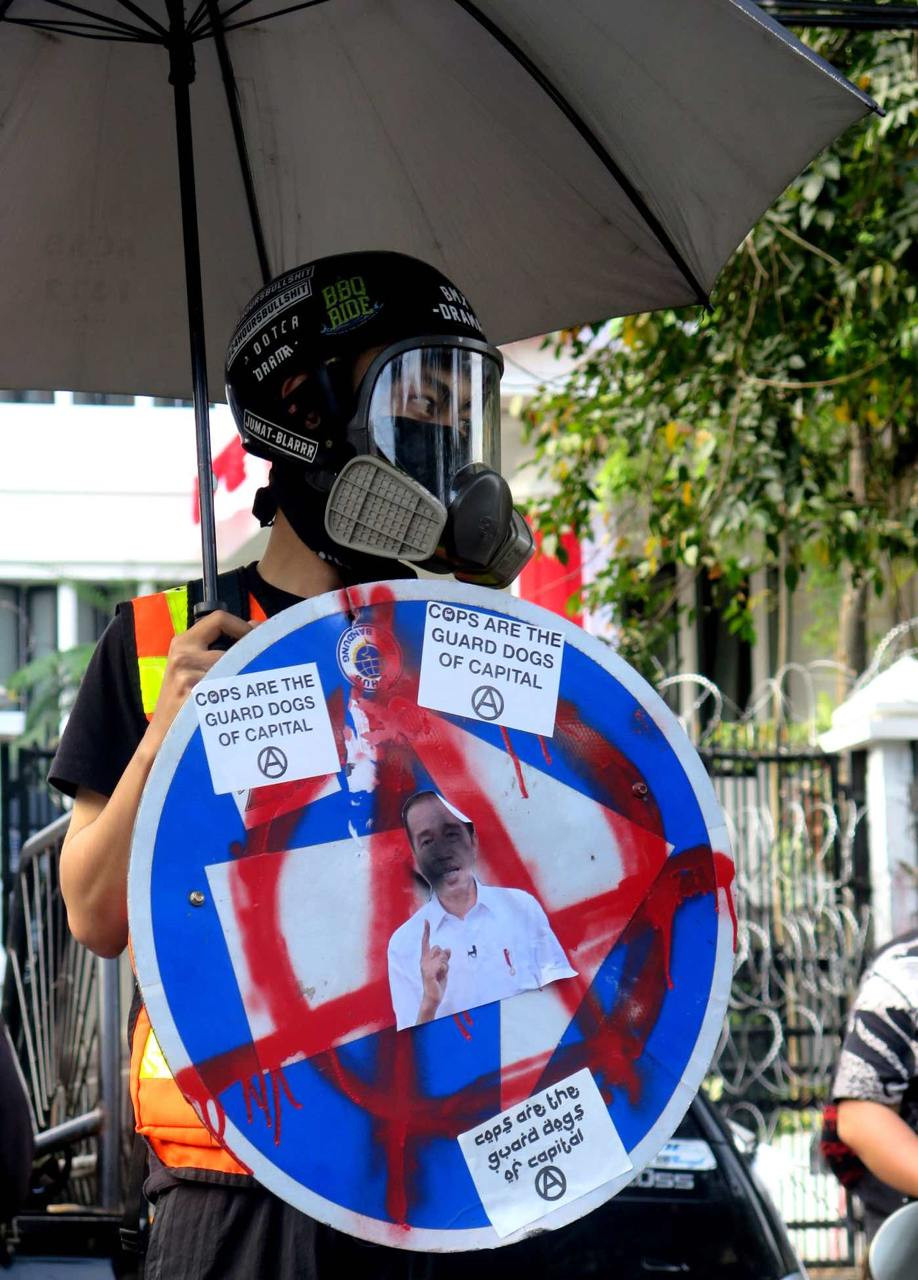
[222,1066,302,1150]
[171,1062,256,1172]
[270,1070,283,1147]
[242,1072,271,1129]
[713,851,738,950]
[499,725,529,798]
[453,1013,472,1041]
[538,736,553,766]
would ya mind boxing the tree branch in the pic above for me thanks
[770,220,844,268]
[742,357,888,391]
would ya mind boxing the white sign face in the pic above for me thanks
[192,663,340,794]
[457,1068,632,1238]
[417,602,564,737]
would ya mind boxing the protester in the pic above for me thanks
[49,252,531,1278]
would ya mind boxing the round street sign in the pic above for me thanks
[129,580,735,1250]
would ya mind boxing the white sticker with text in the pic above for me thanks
[193,664,339,795]
[417,603,564,737]
[457,1068,632,1238]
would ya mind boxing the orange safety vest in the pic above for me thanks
[127,578,267,1176]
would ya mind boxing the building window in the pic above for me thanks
[27,588,57,664]
[0,587,25,690]
[0,586,57,696]
[0,390,54,404]
[71,392,135,406]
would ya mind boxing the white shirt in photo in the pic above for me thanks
[387,879,577,1030]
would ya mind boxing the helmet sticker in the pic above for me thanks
[432,284,483,334]
[320,275,383,336]
[251,343,295,383]
[336,622,402,692]
[248,262,316,310]
[228,267,314,367]
[243,411,319,463]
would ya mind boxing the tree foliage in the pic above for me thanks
[7,645,95,745]
[524,29,916,677]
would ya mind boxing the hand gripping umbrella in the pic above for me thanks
[0,0,876,605]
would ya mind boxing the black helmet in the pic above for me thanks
[226,252,532,587]
[227,252,497,475]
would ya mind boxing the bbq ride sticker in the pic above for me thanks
[128,580,735,1250]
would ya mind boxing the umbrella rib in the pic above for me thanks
[4,15,154,38]
[17,0,154,38]
[190,0,256,31]
[450,0,711,310]
[205,0,273,284]
[195,0,330,39]
[185,0,210,35]
[111,0,169,37]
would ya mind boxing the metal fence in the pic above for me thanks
[701,731,871,1268]
[1,812,125,1257]
[1,743,62,937]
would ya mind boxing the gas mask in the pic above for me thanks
[324,339,533,588]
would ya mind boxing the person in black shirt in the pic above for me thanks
[50,252,531,1278]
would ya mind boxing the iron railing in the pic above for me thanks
[1,812,126,1252]
[702,736,870,1269]
[1,743,63,939]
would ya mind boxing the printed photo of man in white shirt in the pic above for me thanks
[387,790,577,1031]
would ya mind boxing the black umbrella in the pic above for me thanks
[0,0,876,602]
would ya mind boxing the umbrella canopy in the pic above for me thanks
[1,0,875,402]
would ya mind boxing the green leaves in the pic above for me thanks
[525,30,916,674]
[7,645,95,745]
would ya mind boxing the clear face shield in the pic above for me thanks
[368,345,501,503]
[325,339,533,587]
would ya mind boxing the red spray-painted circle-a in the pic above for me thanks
[129,580,734,1250]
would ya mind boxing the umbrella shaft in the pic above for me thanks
[169,5,223,612]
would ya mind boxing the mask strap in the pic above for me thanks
[252,485,277,527]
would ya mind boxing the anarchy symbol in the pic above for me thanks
[534,1165,567,1202]
[257,746,288,780]
[470,684,504,721]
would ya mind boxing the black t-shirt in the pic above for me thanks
[49,564,304,800]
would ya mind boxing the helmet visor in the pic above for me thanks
[367,347,501,505]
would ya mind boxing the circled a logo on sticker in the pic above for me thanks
[257,745,288,780]
[336,623,401,692]
[535,1166,567,1201]
[471,684,504,721]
